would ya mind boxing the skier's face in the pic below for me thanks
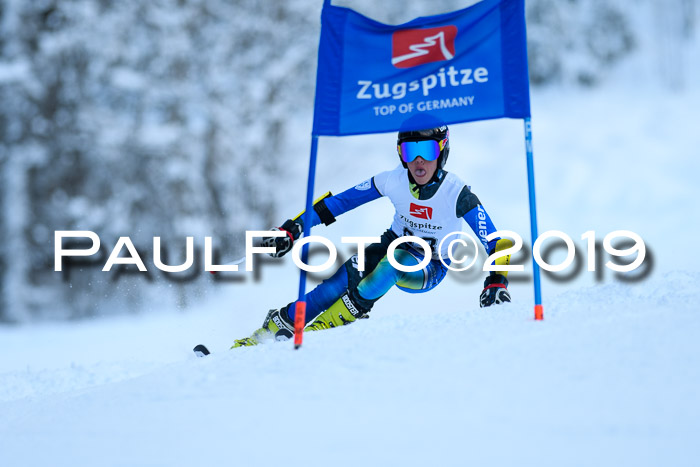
[407,156,438,185]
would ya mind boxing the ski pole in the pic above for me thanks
[209,191,332,275]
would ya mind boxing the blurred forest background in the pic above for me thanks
[0,0,697,321]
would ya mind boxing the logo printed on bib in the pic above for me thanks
[410,203,433,220]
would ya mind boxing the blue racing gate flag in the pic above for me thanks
[312,0,530,136]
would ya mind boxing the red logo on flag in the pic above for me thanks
[410,203,433,219]
[392,26,457,68]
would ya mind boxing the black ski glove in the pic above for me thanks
[480,273,511,308]
[261,219,302,258]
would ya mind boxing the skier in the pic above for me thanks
[232,120,512,347]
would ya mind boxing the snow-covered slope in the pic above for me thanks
[1,267,699,467]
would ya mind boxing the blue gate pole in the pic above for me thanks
[294,134,320,348]
[524,117,544,320]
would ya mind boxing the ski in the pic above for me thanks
[193,344,211,357]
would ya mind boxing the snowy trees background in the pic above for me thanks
[1,0,319,320]
[0,0,697,321]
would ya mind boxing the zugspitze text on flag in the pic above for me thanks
[312,0,530,136]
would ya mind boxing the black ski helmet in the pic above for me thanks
[397,125,450,169]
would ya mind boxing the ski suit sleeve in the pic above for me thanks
[457,186,512,276]
[298,176,384,229]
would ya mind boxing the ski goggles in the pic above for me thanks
[398,138,446,163]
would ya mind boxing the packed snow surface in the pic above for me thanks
[1,268,699,467]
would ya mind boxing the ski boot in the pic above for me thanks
[231,307,294,348]
[305,291,370,332]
